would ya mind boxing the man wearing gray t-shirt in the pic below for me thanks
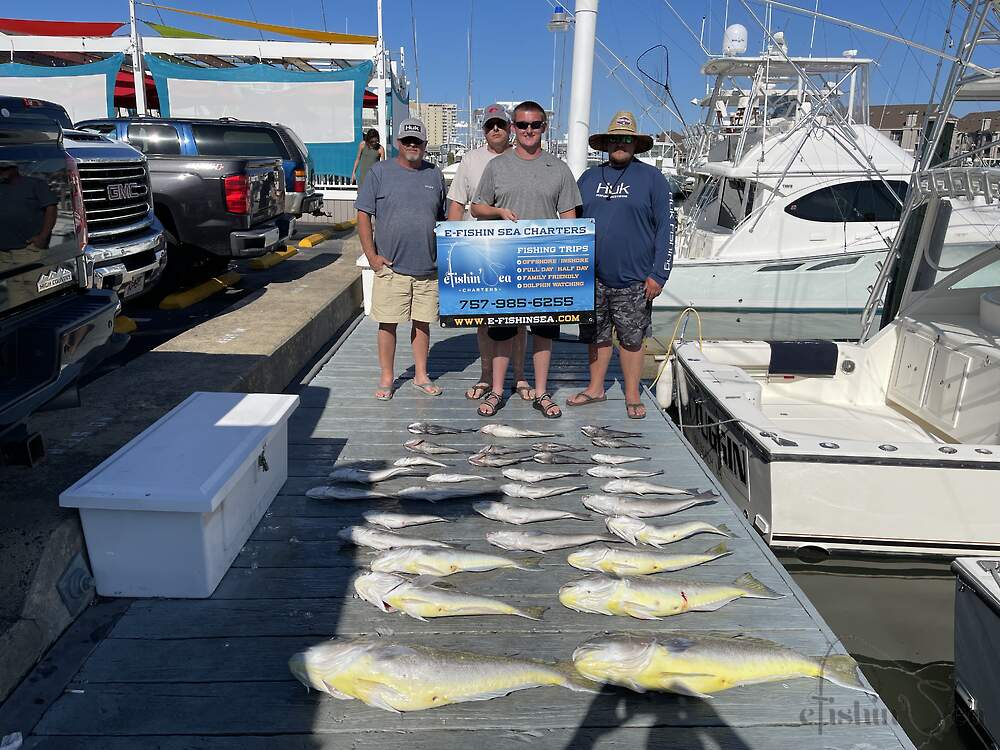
[357,117,447,401]
[472,100,581,420]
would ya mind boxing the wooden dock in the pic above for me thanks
[14,320,915,749]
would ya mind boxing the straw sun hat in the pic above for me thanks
[588,110,654,154]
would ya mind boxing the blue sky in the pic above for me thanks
[7,0,990,134]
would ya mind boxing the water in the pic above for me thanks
[653,308,982,750]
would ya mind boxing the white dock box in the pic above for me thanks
[61,392,299,598]
[953,557,1000,748]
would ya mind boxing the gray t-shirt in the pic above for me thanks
[355,158,446,277]
[447,145,502,219]
[473,148,581,220]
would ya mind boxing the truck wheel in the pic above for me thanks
[157,229,196,293]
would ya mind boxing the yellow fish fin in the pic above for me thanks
[690,595,739,612]
[733,572,784,599]
[320,680,355,700]
[352,678,406,712]
[817,654,876,694]
[623,601,663,620]
[660,674,715,699]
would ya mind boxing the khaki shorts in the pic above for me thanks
[371,267,439,323]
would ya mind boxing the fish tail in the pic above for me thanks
[518,605,548,621]
[514,556,544,571]
[568,512,592,521]
[556,661,601,693]
[715,523,734,537]
[705,542,731,559]
[816,654,876,694]
[734,572,784,599]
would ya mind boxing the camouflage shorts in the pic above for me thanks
[579,279,652,350]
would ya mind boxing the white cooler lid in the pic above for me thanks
[60,392,299,513]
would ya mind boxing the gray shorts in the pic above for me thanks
[580,279,652,350]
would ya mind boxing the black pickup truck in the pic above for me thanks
[0,118,120,464]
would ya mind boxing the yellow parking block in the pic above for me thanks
[297,219,357,248]
[114,315,137,334]
[249,246,298,270]
[159,271,242,310]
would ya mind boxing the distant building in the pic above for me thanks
[869,104,934,154]
[954,110,1000,165]
[412,102,457,147]
[869,104,1000,164]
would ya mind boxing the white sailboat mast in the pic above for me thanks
[376,0,387,147]
[129,0,147,115]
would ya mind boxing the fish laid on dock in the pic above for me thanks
[328,466,425,483]
[582,493,715,518]
[370,547,542,577]
[602,479,704,496]
[362,511,450,530]
[533,452,594,465]
[581,425,643,439]
[487,530,618,553]
[306,485,393,501]
[590,437,648,450]
[425,473,488,483]
[502,468,582,483]
[404,439,462,455]
[468,453,528,468]
[559,572,783,619]
[353,572,546,621]
[586,466,663,479]
[394,456,449,468]
[475,444,532,456]
[482,424,561,438]
[531,441,584,453]
[591,454,649,465]
[606,516,732,546]
[500,482,585,499]
[567,543,732,575]
[394,486,485,502]
[572,632,873,697]
[338,526,453,550]
[473,501,590,525]
[408,422,477,435]
[288,640,596,712]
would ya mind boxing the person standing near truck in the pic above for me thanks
[568,111,675,420]
[446,103,533,404]
[351,129,384,187]
[356,118,447,401]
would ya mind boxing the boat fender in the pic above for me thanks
[655,356,674,409]
[677,359,690,409]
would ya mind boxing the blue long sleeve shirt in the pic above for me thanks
[577,159,675,288]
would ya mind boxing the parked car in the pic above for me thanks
[77,116,322,218]
[0,116,121,464]
[0,97,167,301]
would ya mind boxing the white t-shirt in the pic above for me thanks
[447,145,505,219]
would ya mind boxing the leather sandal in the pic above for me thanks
[533,393,562,419]
[478,391,503,417]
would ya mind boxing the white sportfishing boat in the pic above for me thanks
[660,27,913,315]
[637,139,678,178]
[661,3,1000,557]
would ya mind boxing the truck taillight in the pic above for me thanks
[66,155,88,250]
[293,168,307,193]
[224,174,250,214]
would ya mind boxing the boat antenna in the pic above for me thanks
[808,0,819,55]
[409,0,423,106]
[467,0,474,150]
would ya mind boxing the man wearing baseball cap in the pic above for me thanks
[568,111,675,419]
[446,103,533,404]
[356,117,447,400]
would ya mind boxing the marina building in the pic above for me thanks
[412,102,458,147]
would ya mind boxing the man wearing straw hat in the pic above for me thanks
[567,111,675,419]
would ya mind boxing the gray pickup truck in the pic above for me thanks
[0,97,166,301]
[146,154,292,273]
[0,117,120,464]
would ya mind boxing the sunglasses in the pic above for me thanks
[399,137,425,147]
[484,120,509,132]
[608,135,634,144]
[514,120,545,131]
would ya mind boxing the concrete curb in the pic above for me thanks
[0,236,364,702]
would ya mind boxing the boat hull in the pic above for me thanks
[656,248,884,313]
[674,356,1000,558]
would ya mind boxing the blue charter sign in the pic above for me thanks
[436,218,596,327]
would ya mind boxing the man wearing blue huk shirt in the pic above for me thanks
[568,111,675,419]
